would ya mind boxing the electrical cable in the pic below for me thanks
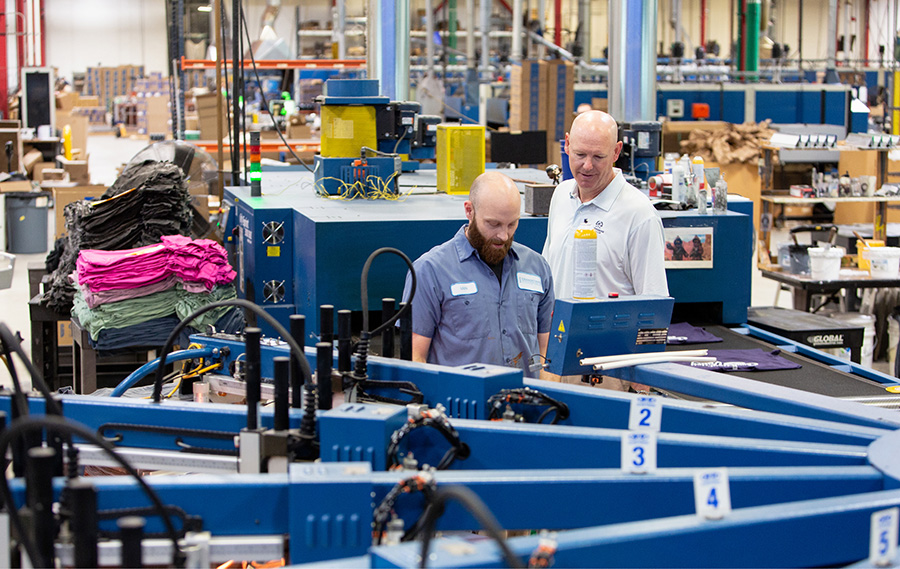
[350,248,417,388]
[240,4,314,173]
[487,387,570,424]
[386,408,470,471]
[0,415,185,568]
[0,332,30,421]
[111,347,219,397]
[151,299,312,405]
[0,323,62,416]
[239,8,249,182]
[418,486,524,569]
[359,248,416,338]
[219,1,237,179]
[372,473,437,545]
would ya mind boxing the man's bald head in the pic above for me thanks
[565,110,623,202]
[468,171,521,210]
[464,172,521,264]
[569,110,619,151]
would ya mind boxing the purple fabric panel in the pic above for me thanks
[667,322,724,345]
[675,349,801,372]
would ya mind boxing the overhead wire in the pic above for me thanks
[240,4,314,173]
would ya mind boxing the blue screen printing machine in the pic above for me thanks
[2,178,900,568]
[3,87,900,567]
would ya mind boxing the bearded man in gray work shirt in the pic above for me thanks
[401,171,554,378]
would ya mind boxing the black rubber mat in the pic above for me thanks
[665,324,891,398]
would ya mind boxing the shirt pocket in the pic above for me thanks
[444,294,492,339]
[516,291,540,335]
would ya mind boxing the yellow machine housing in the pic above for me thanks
[436,124,485,195]
[320,105,378,158]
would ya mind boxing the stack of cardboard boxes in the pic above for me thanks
[134,73,171,137]
[83,65,145,109]
[507,59,575,164]
[194,93,229,140]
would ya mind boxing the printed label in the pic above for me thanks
[516,272,543,293]
[636,328,668,345]
[450,282,478,296]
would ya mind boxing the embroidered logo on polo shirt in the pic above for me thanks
[593,220,604,234]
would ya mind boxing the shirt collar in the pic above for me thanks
[453,224,521,264]
[569,169,625,212]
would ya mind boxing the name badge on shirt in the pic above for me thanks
[450,281,478,296]
[517,272,544,293]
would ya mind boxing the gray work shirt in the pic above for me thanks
[402,225,554,377]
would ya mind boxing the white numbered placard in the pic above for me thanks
[870,507,899,567]
[628,396,662,432]
[621,432,657,474]
[693,468,731,520]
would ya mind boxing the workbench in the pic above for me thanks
[759,195,900,253]
[759,267,900,312]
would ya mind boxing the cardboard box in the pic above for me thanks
[42,169,67,182]
[707,160,761,233]
[196,93,229,140]
[56,111,89,160]
[0,180,33,193]
[287,123,313,139]
[75,96,100,107]
[58,321,74,347]
[56,155,90,185]
[184,114,199,131]
[136,95,170,136]
[591,97,609,112]
[56,91,79,111]
[833,150,900,224]
[22,149,43,176]
[509,60,548,132]
[544,60,575,146]
[661,120,730,155]
[32,162,56,182]
[52,185,105,237]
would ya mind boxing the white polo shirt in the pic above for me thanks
[541,171,668,299]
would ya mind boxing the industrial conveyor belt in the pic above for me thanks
[666,324,891,398]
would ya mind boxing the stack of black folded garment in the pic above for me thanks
[42,160,193,313]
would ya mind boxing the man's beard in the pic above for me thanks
[467,218,514,265]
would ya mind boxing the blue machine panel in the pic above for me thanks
[661,209,752,324]
[313,155,401,196]
[545,296,674,376]
[657,87,746,123]
[227,171,751,335]
[234,197,296,336]
[755,87,849,126]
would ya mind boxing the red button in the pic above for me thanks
[608,292,619,298]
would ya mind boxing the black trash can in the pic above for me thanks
[5,191,51,254]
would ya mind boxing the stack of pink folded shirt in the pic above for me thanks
[75,236,236,307]
[161,235,236,292]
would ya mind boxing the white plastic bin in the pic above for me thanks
[864,247,900,278]
[808,246,843,280]
[830,312,876,368]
